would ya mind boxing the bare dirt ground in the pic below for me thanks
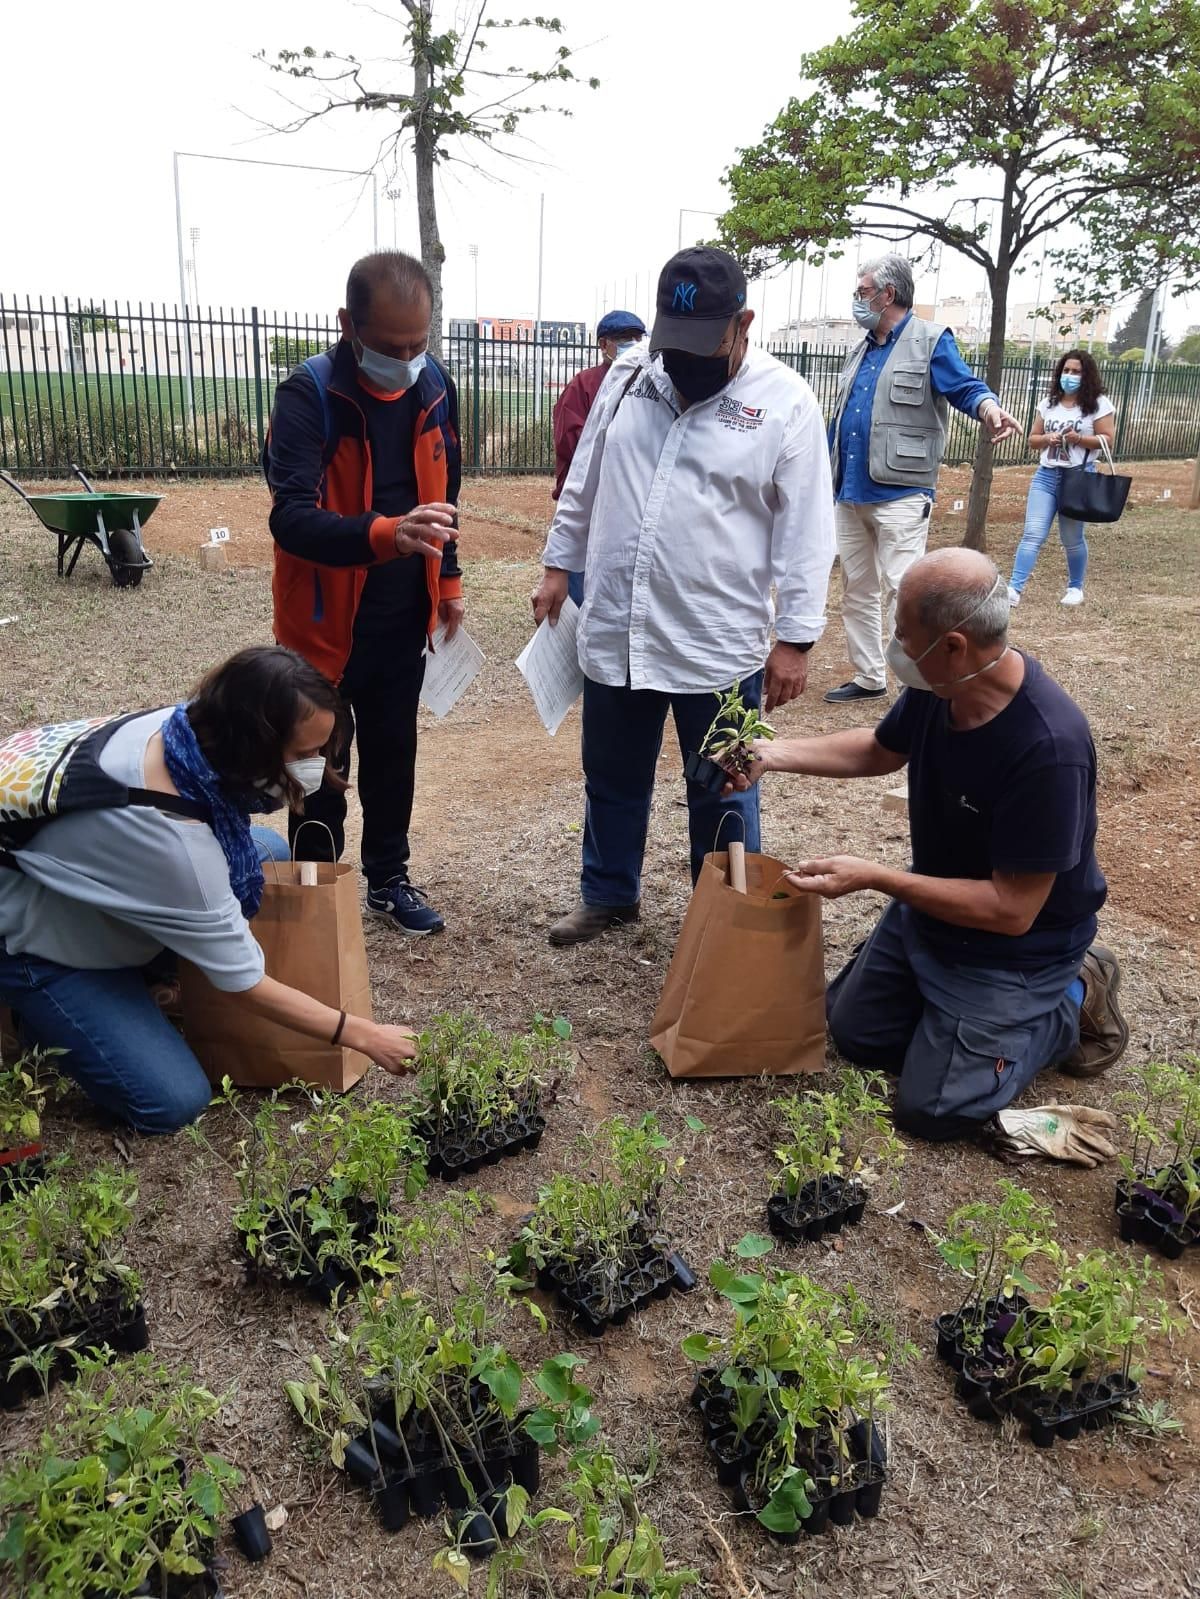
[1,469,1199,1599]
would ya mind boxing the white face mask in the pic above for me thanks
[355,340,426,391]
[285,756,327,796]
[886,577,1009,692]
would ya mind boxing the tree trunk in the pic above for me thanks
[411,9,445,358]
[963,262,1012,551]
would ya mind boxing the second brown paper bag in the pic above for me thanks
[650,850,826,1079]
[180,859,373,1091]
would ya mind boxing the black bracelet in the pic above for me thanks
[779,640,815,653]
[330,1010,347,1047]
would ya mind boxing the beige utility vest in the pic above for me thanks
[829,316,951,493]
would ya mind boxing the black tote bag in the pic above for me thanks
[1058,436,1132,524]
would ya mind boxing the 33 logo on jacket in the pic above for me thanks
[716,397,767,432]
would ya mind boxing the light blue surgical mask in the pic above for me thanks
[1060,373,1082,395]
[355,341,426,391]
[615,340,638,355]
[852,298,883,332]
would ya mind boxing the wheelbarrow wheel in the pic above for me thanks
[107,528,146,589]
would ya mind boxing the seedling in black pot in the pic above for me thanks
[1114,1055,1200,1258]
[766,1069,904,1246]
[685,681,775,795]
[683,1244,913,1539]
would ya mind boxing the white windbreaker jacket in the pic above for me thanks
[541,343,835,693]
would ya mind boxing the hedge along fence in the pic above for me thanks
[3,293,1198,478]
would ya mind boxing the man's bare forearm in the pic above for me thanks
[758,729,906,780]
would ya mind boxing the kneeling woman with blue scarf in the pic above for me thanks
[0,647,420,1133]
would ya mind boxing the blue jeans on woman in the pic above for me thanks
[1010,464,1089,595]
[0,827,290,1135]
[580,672,763,906]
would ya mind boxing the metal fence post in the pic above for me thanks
[471,333,481,473]
[251,307,265,452]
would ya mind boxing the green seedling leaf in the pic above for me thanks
[433,1546,472,1593]
[734,1233,775,1258]
[680,1334,718,1361]
[504,1482,530,1537]
[684,1115,707,1132]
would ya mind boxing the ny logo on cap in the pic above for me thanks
[672,282,698,312]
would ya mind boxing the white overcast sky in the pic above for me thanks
[1,0,1192,339]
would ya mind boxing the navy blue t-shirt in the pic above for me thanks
[353,380,427,636]
[873,653,1107,967]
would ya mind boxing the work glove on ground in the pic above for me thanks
[989,1104,1118,1168]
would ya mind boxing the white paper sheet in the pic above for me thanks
[420,622,485,719]
[515,597,585,736]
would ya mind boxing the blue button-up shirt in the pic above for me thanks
[831,313,997,504]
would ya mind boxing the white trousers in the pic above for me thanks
[835,495,931,690]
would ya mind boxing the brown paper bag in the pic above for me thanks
[650,850,826,1079]
[180,860,373,1091]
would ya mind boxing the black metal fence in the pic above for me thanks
[3,293,1198,479]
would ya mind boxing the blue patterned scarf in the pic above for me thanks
[160,704,263,918]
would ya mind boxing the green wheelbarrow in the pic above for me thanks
[0,464,158,588]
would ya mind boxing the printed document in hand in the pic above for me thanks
[516,597,585,735]
[420,622,485,719]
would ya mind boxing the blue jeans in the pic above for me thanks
[826,900,1084,1139]
[567,571,585,607]
[580,673,763,906]
[0,827,290,1135]
[1011,465,1089,593]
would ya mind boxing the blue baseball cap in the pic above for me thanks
[596,310,646,339]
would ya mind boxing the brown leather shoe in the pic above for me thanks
[1059,943,1129,1077]
[548,901,640,947]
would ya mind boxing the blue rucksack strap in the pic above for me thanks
[302,352,335,456]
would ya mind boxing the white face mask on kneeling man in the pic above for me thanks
[885,576,1010,692]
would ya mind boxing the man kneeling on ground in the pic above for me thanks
[726,547,1125,1162]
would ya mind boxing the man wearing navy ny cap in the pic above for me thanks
[552,309,647,604]
[532,247,834,945]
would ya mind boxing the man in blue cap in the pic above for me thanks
[552,310,647,603]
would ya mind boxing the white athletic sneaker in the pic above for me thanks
[1007,585,1021,605]
[1060,588,1084,607]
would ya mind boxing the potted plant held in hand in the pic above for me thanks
[685,681,775,796]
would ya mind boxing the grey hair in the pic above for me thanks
[859,253,915,310]
[913,557,1010,646]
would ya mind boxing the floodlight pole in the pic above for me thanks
[172,151,195,424]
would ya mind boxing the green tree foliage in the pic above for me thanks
[260,4,598,356]
[268,335,327,371]
[1172,332,1200,364]
[717,0,1200,548]
[1109,289,1156,357]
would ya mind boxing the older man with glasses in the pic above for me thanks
[824,253,1020,705]
[723,547,1127,1164]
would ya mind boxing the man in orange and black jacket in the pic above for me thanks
[264,250,461,936]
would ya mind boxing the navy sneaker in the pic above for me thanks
[366,879,445,937]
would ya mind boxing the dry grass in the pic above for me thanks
[1,484,1199,1599]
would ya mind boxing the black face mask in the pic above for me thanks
[662,347,732,404]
